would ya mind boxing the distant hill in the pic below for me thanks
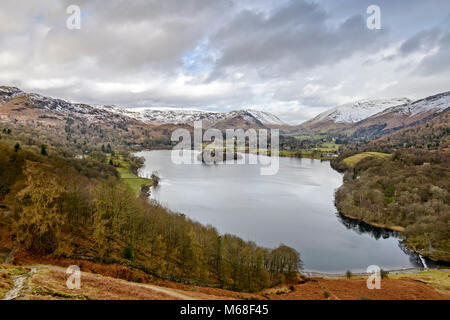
[307,98,411,124]
[1,86,448,152]
[101,106,286,127]
[0,86,185,152]
[298,98,411,133]
[295,92,449,140]
[368,108,450,151]
[350,91,450,139]
[0,86,286,153]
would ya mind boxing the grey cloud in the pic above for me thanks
[0,0,450,124]
[415,32,450,75]
[399,28,441,55]
[207,1,385,80]
[40,0,230,73]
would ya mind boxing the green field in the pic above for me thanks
[342,152,390,167]
[315,141,340,152]
[115,158,153,195]
[389,270,450,296]
[289,134,327,140]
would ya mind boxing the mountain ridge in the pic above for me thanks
[308,97,412,124]
[296,92,449,138]
[349,91,450,139]
[99,106,286,127]
[1,86,448,144]
[0,86,285,128]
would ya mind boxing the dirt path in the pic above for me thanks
[2,268,36,300]
[25,264,196,300]
[6,261,448,300]
[128,282,197,300]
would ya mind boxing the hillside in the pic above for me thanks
[298,98,411,134]
[102,106,286,127]
[367,109,450,151]
[335,149,450,262]
[350,92,450,139]
[0,86,187,153]
[295,92,449,141]
[2,262,449,300]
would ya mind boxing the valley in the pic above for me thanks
[0,86,449,300]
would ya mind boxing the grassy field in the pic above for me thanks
[115,158,153,196]
[288,134,327,140]
[316,141,340,152]
[342,152,390,167]
[389,269,450,296]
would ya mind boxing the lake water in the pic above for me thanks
[136,150,425,273]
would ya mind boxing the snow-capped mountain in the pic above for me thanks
[99,106,286,127]
[375,91,450,117]
[0,86,285,133]
[297,93,449,136]
[345,91,450,139]
[0,86,24,105]
[310,98,412,124]
[1,85,448,144]
[245,110,286,126]
[0,86,159,130]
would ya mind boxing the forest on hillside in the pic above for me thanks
[0,141,301,292]
[334,149,450,262]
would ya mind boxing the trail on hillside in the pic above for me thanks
[25,264,196,300]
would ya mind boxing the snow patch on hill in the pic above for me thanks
[99,106,286,126]
[311,98,412,123]
[0,86,24,105]
[0,86,285,127]
[377,91,450,117]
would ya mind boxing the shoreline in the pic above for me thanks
[337,211,450,265]
[338,212,405,233]
[301,267,432,278]
[146,147,337,161]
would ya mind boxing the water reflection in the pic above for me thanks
[336,212,444,269]
[336,213,398,240]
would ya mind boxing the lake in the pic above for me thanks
[136,150,426,273]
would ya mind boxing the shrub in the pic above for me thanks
[40,144,48,156]
[346,270,352,279]
[151,172,161,186]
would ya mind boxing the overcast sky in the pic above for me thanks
[1,0,450,123]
